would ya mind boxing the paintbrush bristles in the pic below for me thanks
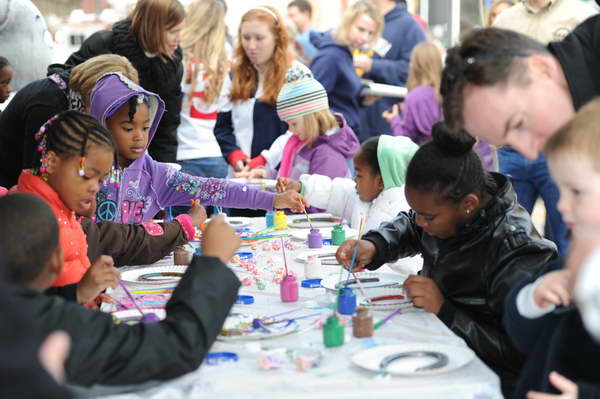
[303,207,313,229]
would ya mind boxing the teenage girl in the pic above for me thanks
[214,6,295,175]
[89,73,307,224]
[336,122,556,397]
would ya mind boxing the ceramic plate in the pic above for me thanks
[110,308,167,325]
[289,213,344,229]
[229,178,277,191]
[295,247,340,265]
[120,265,187,286]
[217,313,302,341]
[320,271,405,292]
[352,343,475,376]
[356,286,413,311]
[288,227,358,242]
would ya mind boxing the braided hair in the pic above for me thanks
[405,122,496,203]
[34,110,115,170]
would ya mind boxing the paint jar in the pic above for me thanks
[331,224,346,246]
[304,255,322,280]
[274,211,288,230]
[280,274,299,302]
[265,211,275,228]
[338,287,357,315]
[323,315,344,348]
[307,228,323,249]
[173,247,193,265]
[352,307,373,338]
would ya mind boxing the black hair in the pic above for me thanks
[405,122,496,203]
[35,110,115,167]
[357,135,381,176]
[0,194,59,284]
[288,0,312,17]
[441,28,549,131]
[126,94,150,121]
[0,56,10,70]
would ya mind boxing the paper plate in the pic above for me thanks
[229,178,277,191]
[110,308,167,325]
[352,343,475,376]
[295,248,340,265]
[206,216,253,228]
[289,213,344,229]
[120,265,187,286]
[320,271,405,292]
[357,286,413,311]
[217,313,302,341]
[288,227,358,242]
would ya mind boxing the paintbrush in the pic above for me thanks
[302,206,313,229]
[352,272,372,305]
[374,307,403,330]
[281,237,289,276]
[260,312,322,326]
[119,280,160,323]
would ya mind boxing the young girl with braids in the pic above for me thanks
[14,111,120,302]
[336,122,556,397]
[14,110,200,304]
[89,73,307,224]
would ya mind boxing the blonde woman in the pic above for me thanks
[176,0,229,188]
[0,54,138,187]
[66,0,186,163]
[309,0,384,140]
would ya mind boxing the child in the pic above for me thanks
[0,192,241,387]
[503,98,600,398]
[277,134,417,232]
[242,68,359,180]
[336,122,556,398]
[89,73,307,224]
[14,111,202,303]
[382,41,495,170]
[0,56,12,106]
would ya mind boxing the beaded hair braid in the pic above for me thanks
[33,110,115,179]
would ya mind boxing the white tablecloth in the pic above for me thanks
[88,216,502,399]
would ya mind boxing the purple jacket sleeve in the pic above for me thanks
[391,86,442,145]
[153,161,275,211]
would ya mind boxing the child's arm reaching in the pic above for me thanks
[156,162,308,213]
[517,269,571,319]
[298,174,356,221]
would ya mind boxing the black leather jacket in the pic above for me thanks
[363,173,557,394]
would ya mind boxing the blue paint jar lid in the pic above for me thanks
[206,352,239,365]
[301,278,323,288]
[236,295,255,304]
[236,252,254,259]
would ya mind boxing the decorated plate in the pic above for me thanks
[110,308,167,325]
[320,271,405,292]
[217,313,302,341]
[206,216,253,228]
[120,265,187,286]
[289,213,344,229]
[352,343,475,376]
[357,286,413,311]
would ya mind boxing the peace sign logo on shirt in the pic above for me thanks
[97,200,117,222]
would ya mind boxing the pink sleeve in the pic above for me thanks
[174,214,195,241]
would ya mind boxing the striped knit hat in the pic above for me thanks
[276,65,329,121]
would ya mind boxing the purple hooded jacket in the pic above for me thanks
[287,114,358,180]
[89,73,275,223]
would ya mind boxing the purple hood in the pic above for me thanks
[90,72,165,145]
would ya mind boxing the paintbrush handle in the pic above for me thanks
[374,308,402,330]
[263,312,322,325]
[119,280,145,317]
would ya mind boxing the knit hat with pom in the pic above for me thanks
[276,64,329,121]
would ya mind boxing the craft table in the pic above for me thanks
[88,216,503,399]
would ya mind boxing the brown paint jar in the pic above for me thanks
[352,307,373,338]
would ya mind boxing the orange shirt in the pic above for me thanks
[17,171,91,286]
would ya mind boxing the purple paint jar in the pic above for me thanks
[307,228,323,249]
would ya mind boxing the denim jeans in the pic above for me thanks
[172,157,229,217]
[498,148,569,256]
